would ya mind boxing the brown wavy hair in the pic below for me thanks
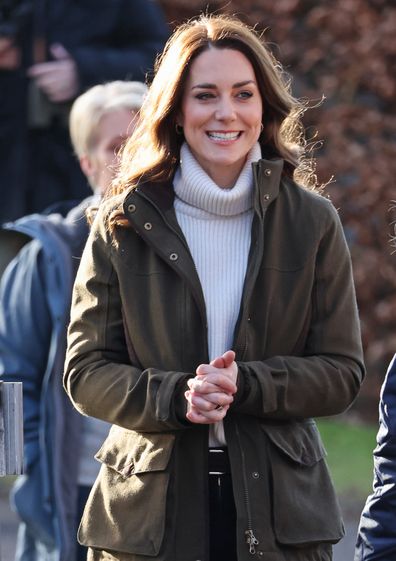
[108,14,317,228]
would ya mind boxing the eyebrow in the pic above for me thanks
[191,80,256,90]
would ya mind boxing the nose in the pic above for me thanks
[215,96,236,121]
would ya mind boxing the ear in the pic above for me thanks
[79,154,94,179]
[176,110,184,128]
[175,113,184,136]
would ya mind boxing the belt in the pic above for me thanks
[208,447,231,475]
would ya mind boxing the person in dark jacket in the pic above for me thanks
[355,355,396,560]
[63,15,365,561]
[0,0,168,222]
[0,80,148,561]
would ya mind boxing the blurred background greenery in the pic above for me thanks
[317,418,377,499]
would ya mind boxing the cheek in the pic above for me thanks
[182,104,208,130]
[250,106,263,127]
[249,115,263,139]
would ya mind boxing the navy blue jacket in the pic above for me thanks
[0,198,95,561]
[355,354,396,560]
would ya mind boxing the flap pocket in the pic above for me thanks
[262,419,326,466]
[79,428,175,556]
[95,425,174,476]
[262,420,344,547]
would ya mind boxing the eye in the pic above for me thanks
[194,92,216,100]
[237,90,253,99]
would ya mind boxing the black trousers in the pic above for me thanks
[208,449,238,561]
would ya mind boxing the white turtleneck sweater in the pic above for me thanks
[173,142,262,446]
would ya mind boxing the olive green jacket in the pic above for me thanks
[64,158,365,561]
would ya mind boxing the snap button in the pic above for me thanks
[252,471,260,479]
[258,551,264,557]
[264,168,272,176]
[169,253,178,261]
[127,204,136,213]
[263,194,270,201]
[144,222,152,230]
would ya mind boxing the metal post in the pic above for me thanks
[0,381,24,476]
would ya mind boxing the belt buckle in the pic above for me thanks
[209,448,226,475]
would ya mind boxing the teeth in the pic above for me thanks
[208,132,239,141]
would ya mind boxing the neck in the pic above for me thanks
[205,161,247,189]
[174,142,262,217]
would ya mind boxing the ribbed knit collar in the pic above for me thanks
[173,142,262,217]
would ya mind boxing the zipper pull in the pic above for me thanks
[245,529,259,555]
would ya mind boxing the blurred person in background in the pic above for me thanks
[355,354,396,560]
[0,0,168,223]
[0,80,148,561]
[63,14,365,561]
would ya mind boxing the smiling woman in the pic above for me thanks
[63,14,365,561]
[178,48,263,188]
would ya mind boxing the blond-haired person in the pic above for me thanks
[64,16,365,561]
[0,80,147,561]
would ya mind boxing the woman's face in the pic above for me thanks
[178,47,263,188]
[83,108,136,196]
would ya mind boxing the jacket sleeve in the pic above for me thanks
[232,203,365,419]
[69,0,169,91]
[64,208,191,433]
[0,241,52,468]
[355,357,396,561]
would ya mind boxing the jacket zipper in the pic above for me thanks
[234,164,267,553]
[235,422,259,555]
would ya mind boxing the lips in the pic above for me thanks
[207,131,241,141]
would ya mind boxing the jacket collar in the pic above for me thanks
[123,157,284,220]
[252,158,284,214]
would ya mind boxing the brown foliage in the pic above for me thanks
[158,0,396,421]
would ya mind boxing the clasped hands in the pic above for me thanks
[185,350,238,424]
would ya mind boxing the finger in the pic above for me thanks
[186,404,229,424]
[196,363,228,376]
[221,350,236,368]
[186,388,234,406]
[188,378,235,396]
[207,350,236,370]
[210,356,226,368]
[200,392,234,407]
[50,43,71,61]
[27,62,60,77]
[187,377,223,394]
[186,391,233,411]
[193,372,237,394]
